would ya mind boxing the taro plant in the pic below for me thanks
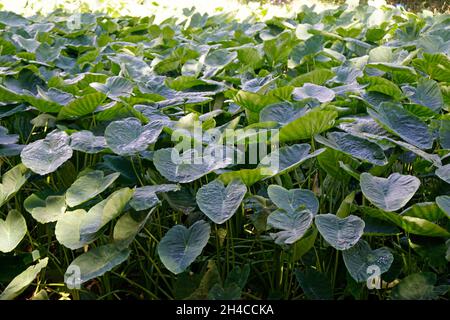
[0,1,449,301]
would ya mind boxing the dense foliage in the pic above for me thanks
[0,3,449,300]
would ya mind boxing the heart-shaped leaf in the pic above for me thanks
[70,131,107,154]
[113,210,155,248]
[65,244,130,286]
[157,220,211,274]
[292,83,335,103]
[278,109,337,142]
[0,210,27,253]
[233,90,280,113]
[290,69,335,86]
[0,164,28,208]
[24,194,66,223]
[267,209,314,245]
[21,130,73,175]
[78,188,133,241]
[368,102,433,149]
[105,118,163,156]
[259,102,307,125]
[130,184,180,211]
[90,76,134,99]
[0,258,48,300]
[361,76,403,98]
[57,92,107,120]
[267,185,319,215]
[196,179,247,224]
[55,209,87,250]
[65,170,120,207]
[360,172,420,212]
[56,188,133,249]
[342,240,394,283]
[315,214,365,250]
[154,147,232,183]
[403,78,443,112]
[315,132,387,166]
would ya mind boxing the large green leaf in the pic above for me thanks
[403,78,443,112]
[412,53,450,82]
[90,76,134,99]
[360,76,403,98]
[315,214,365,250]
[267,185,319,215]
[20,130,73,175]
[360,173,420,212]
[317,148,360,181]
[355,132,441,167]
[204,49,237,69]
[65,170,120,207]
[0,258,48,300]
[129,184,180,211]
[57,92,106,120]
[65,244,130,286]
[22,93,62,113]
[259,102,307,125]
[368,102,433,149]
[55,188,133,249]
[289,35,323,67]
[113,210,154,248]
[0,85,22,102]
[157,220,211,274]
[278,109,337,142]
[70,131,107,154]
[105,118,163,156]
[78,188,133,241]
[0,164,28,208]
[0,210,27,253]
[289,69,335,87]
[315,132,387,166]
[196,179,247,225]
[0,11,29,27]
[233,90,280,113]
[401,202,447,221]
[292,83,335,103]
[258,143,325,177]
[264,31,296,65]
[342,240,393,283]
[154,147,231,183]
[267,209,314,245]
[24,194,66,224]
[55,209,87,250]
